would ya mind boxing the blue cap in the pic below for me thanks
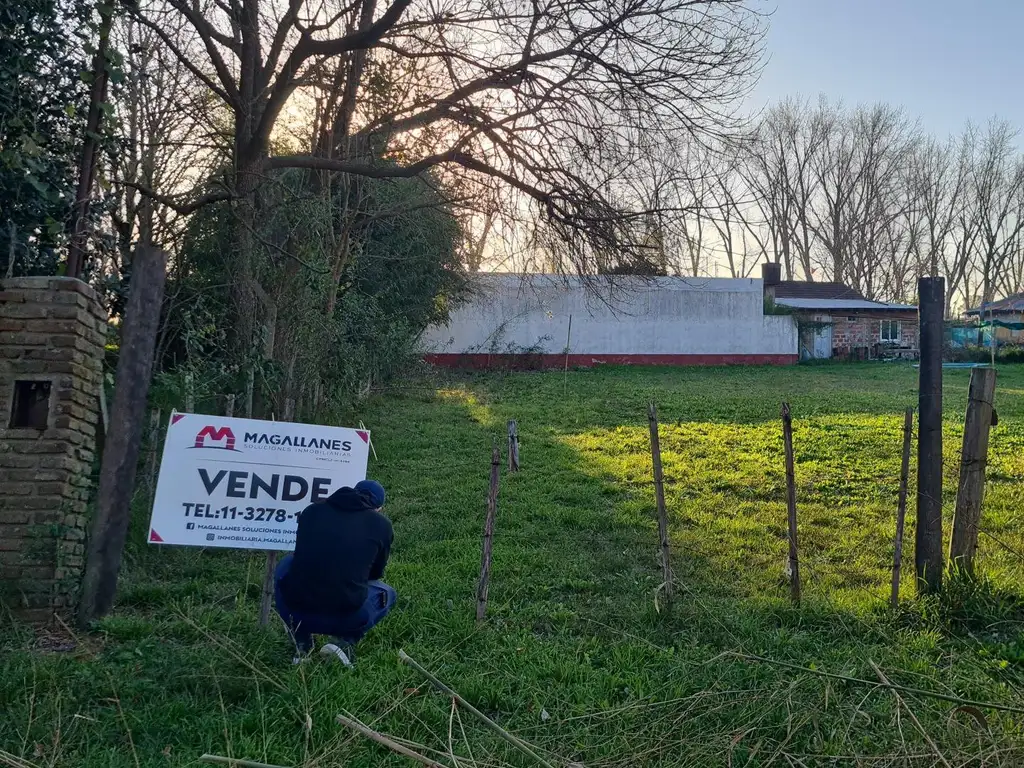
[355,479,386,508]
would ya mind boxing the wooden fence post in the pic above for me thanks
[891,407,914,607]
[78,246,168,626]
[647,403,673,605]
[949,367,997,575]
[476,445,501,621]
[257,397,295,627]
[563,315,573,396]
[508,420,520,472]
[781,402,801,606]
[916,276,945,594]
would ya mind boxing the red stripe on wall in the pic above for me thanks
[424,353,799,370]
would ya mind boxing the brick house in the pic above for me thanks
[761,264,918,360]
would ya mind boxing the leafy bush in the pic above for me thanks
[155,167,466,418]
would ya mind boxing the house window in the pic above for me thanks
[880,319,901,343]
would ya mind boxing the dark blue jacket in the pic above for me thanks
[280,486,393,615]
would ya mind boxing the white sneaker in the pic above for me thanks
[320,643,354,668]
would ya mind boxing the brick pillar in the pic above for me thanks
[0,277,106,622]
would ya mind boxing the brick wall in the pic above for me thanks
[830,312,918,357]
[0,277,106,622]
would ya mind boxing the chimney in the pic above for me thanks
[761,261,781,303]
[761,261,781,287]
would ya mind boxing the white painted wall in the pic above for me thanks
[422,275,798,357]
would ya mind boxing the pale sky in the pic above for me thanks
[750,0,1024,140]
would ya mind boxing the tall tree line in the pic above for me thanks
[669,98,1024,314]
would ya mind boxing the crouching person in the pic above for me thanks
[274,479,395,667]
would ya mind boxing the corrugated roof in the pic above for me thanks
[773,281,866,300]
[967,294,1024,315]
[775,298,917,311]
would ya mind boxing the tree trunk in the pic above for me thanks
[66,2,114,279]
[231,153,264,352]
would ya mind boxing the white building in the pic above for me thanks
[421,273,799,368]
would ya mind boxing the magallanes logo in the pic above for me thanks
[241,430,363,457]
[192,426,239,451]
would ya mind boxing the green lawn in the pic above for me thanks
[5,363,1024,767]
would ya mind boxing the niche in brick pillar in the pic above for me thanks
[0,277,106,622]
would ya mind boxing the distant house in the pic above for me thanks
[761,263,918,361]
[966,294,1024,342]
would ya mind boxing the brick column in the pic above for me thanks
[0,277,106,622]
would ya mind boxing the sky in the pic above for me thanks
[750,0,1024,140]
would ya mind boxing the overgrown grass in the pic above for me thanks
[5,363,1024,766]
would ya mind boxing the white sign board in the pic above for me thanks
[148,413,370,551]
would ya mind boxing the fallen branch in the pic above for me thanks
[399,650,556,768]
[870,660,952,768]
[199,755,291,768]
[337,713,453,768]
[728,652,1024,715]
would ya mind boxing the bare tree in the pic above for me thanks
[696,100,1024,310]
[702,146,759,277]
[905,131,976,312]
[676,172,710,276]
[121,0,765,340]
[971,120,1024,309]
[910,137,964,275]
[742,103,798,278]
[806,102,918,296]
[107,13,223,262]
[845,106,919,299]
[740,98,826,280]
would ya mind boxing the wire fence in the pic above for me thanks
[137,377,1024,608]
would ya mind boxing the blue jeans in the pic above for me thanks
[273,553,396,651]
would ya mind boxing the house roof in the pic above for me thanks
[966,294,1024,315]
[772,279,916,311]
[775,298,917,312]
[773,281,866,300]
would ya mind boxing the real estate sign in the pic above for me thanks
[148,413,370,551]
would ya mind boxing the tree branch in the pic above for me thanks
[168,0,242,105]
[265,151,553,209]
[130,10,234,105]
[249,0,412,159]
[119,181,234,216]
